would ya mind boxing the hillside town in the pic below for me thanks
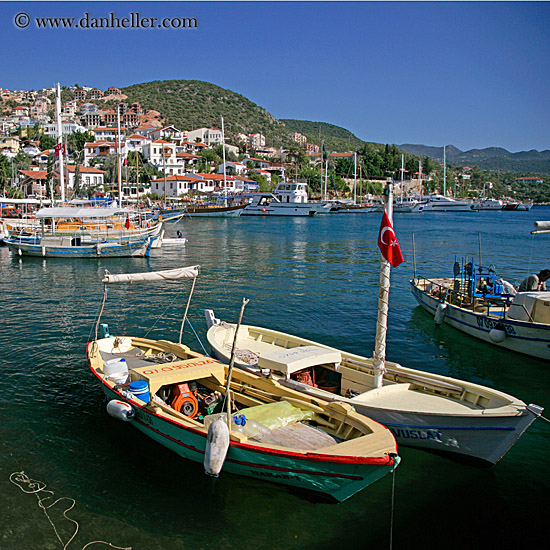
[0,83,371,202]
[0,84,545,205]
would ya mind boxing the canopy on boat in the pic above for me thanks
[102,265,200,283]
[35,206,130,218]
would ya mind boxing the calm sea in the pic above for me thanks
[1,207,549,549]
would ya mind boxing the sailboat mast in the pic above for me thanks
[116,106,122,206]
[372,182,394,388]
[221,116,226,199]
[400,154,404,202]
[353,151,357,205]
[443,145,446,197]
[55,83,65,203]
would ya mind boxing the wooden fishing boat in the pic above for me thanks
[87,267,399,502]
[205,311,542,465]
[410,259,550,361]
[205,187,543,466]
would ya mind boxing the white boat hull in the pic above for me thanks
[410,281,550,361]
[205,315,541,465]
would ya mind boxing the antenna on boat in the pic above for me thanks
[224,298,250,431]
[478,231,483,268]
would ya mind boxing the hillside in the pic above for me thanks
[121,80,289,145]
[280,119,366,153]
[399,143,550,174]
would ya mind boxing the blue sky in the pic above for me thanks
[1,1,549,152]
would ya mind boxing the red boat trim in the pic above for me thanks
[91,365,397,468]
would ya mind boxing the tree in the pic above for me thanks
[40,134,56,151]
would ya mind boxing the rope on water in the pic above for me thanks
[389,457,397,550]
[9,470,132,550]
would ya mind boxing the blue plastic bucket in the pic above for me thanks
[128,380,150,403]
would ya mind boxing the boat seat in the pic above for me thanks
[257,345,342,376]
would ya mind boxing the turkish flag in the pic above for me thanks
[377,212,404,267]
[125,215,130,230]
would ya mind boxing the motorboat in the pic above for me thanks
[241,193,315,216]
[410,258,550,360]
[87,267,400,502]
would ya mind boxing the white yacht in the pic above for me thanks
[421,194,473,212]
[241,193,315,216]
[273,180,331,214]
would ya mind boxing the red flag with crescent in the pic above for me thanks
[378,212,404,267]
[125,215,130,230]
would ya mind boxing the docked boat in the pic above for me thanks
[241,193,315,216]
[160,202,246,219]
[205,311,542,465]
[273,180,332,214]
[5,206,156,258]
[205,187,543,466]
[421,194,473,212]
[410,259,550,361]
[471,198,504,211]
[532,221,550,235]
[87,267,399,502]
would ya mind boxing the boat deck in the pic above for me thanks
[352,383,484,414]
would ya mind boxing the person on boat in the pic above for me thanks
[518,269,550,292]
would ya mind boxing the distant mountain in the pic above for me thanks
[399,144,550,174]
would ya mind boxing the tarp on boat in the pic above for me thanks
[102,265,200,283]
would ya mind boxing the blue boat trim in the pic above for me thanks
[413,289,550,344]
[384,422,515,431]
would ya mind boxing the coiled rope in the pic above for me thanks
[9,470,132,550]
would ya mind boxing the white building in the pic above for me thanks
[44,121,88,137]
[248,133,266,148]
[186,127,224,147]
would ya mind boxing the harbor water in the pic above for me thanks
[1,207,549,549]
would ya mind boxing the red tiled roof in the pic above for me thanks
[65,165,106,174]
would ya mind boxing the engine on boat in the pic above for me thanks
[158,382,223,420]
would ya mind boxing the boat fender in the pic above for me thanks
[106,399,134,421]
[204,418,230,477]
[434,303,448,325]
[489,328,506,343]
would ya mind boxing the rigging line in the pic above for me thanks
[185,317,210,356]
[527,234,535,276]
[389,459,397,550]
[141,283,188,339]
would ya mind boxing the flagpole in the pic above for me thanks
[372,180,393,388]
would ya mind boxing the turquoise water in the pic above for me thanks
[1,207,549,549]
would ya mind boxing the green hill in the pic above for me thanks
[121,79,289,145]
[280,119,366,153]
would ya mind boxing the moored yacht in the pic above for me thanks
[241,192,315,216]
[421,194,473,212]
[273,180,331,214]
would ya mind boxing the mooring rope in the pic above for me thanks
[9,470,132,550]
[389,459,397,550]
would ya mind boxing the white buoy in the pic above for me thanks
[489,328,506,343]
[204,418,230,477]
[434,303,448,325]
[106,400,134,421]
